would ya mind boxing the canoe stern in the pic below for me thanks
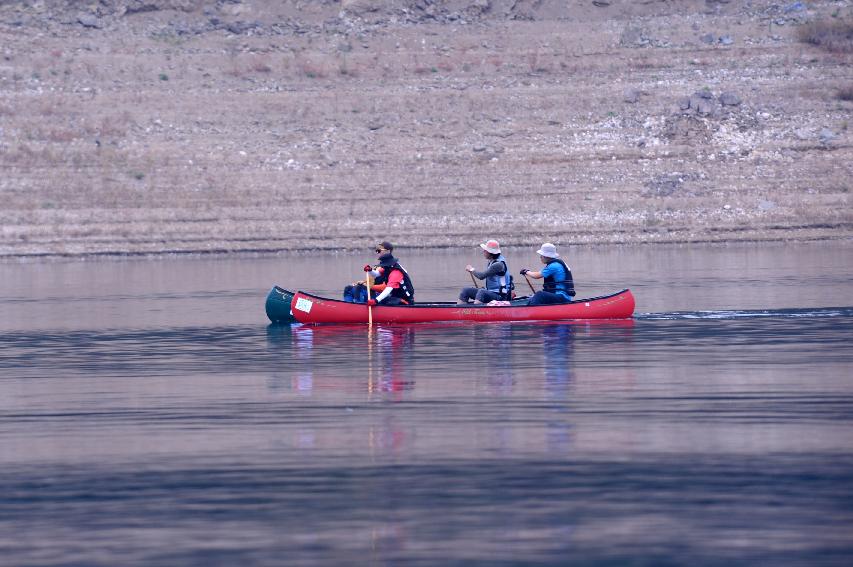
[265,286,296,324]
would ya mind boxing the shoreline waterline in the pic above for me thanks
[2,235,851,264]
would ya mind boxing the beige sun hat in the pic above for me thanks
[479,239,501,254]
[536,242,560,258]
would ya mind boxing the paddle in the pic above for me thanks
[366,272,373,327]
[523,273,536,294]
[469,270,479,289]
[366,272,373,391]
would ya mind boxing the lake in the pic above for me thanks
[1,242,852,566]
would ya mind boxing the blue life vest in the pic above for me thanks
[485,255,514,300]
[543,258,575,298]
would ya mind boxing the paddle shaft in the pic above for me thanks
[366,273,373,326]
[524,273,536,293]
[469,271,479,289]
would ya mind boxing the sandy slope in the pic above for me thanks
[0,0,851,257]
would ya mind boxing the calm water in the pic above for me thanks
[1,242,852,566]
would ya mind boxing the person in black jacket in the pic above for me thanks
[344,241,415,305]
[364,242,415,306]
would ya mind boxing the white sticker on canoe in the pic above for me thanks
[295,297,313,313]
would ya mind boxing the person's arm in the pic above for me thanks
[472,262,504,280]
[374,286,392,303]
[358,265,382,287]
[523,263,552,280]
[374,270,403,303]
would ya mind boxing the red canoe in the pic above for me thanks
[290,289,635,325]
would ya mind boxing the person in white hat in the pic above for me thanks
[457,239,514,304]
[519,243,576,305]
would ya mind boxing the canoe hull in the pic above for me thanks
[290,289,634,325]
[265,286,296,324]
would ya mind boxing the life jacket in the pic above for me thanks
[373,253,396,286]
[484,254,514,300]
[386,263,415,304]
[542,258,575,298]
[374,254,415,304]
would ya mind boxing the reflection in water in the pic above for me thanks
[264,323,298,392]
[266,321,634,466]
[475,324,515,395]
[264,321,599,463]
[471,324,517,456]
[371,326,417,399]
[267,323,419,461]
[542,323,574,399]
[542,324,575,455]
[292,325,315,395]
[269,324,419,400]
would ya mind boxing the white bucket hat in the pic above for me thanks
[536,242,560,258]
[479,239,501,254]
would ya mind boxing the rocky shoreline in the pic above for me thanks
[1,0,851,258]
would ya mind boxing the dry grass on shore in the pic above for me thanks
[798,19,853,53]
[1,1,852,258]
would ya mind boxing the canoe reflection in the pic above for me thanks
[266,320,636,460]
[471,324,516,394]
[266,319,635,401]
[542,324,575,454]
[267,323,416,398]
[543,323,573,398]
[369,326,416,399]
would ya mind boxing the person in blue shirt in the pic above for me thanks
[519,243,576,306]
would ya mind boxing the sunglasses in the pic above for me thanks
[374,248,385,253]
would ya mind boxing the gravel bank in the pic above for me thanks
[1,0,851,258]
